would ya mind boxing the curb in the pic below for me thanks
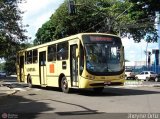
[0,90,18,98]
[0,86,18,98]
[124,81,143,87]
[153,84,160,87]
[0,80,28,98]
[142,84,160,87]
[113,81,160,88]
[124,84,160,88]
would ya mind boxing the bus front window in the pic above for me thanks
[85,43,122,74]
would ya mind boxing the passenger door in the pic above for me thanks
[70,44,78,87]
[39,51,47,86]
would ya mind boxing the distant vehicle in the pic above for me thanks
[0,71,6,77]
[155,74,160,82]
[135,71,157,81]
[125,69,135,80]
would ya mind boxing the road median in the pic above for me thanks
[124,80,160,87]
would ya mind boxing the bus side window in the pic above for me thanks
[33,49,38,63]
[57,42,68,60]
[48,45,56,61]
[26,50,32,64]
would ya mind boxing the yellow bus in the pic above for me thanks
[16,33,125,93]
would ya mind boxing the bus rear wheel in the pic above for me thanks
[61,76,70,93]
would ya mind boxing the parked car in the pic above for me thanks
[0,71,6,77]
[125,69,135,80]
[155,74,160,82]
[135,71,157,81]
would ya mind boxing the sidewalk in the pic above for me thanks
[0,78,19,97]
[0,85,17,97]
[0,79,28,98]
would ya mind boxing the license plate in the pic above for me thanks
[104,81,111,85]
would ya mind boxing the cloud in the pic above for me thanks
[19,0,64,18]
[19,0,64,42]
[122,37,158,62]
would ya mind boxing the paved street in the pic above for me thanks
[0,77,160,119]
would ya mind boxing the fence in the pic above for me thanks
[129,65,160,74]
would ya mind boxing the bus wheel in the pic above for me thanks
[61,76,70,93]
[93,87,104,93]
[27,75,32,88]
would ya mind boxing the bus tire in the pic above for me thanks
[61,76,70,93]
[93,87,104,93]
[27,75,32,88]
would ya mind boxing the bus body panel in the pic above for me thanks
[46,61,59,87]
[16,33,125,92]
[79,74,125,88]
[25,64,40,85]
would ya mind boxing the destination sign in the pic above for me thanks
[82,35,121,44]
[90,36,112,42]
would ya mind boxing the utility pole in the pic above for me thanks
[155,11,160,66]
[155,12,160,51]
[145,42,148,68]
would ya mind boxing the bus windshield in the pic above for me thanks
[82,35,123,74]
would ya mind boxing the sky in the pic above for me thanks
[122,37,158,62]
[18,0,159,62]
[18,0,65,42]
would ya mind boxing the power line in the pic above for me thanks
[84,5,133,32]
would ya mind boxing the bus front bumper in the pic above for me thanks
[89,81,124,87]
[79,77,125,88]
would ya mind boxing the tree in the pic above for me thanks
[0,0,28,74]
[0,0,28,58]
[34,0,158,44]
[128,0,160,14]
[126,0,159,42]
[0,62,5,71]
[4,56,16,75]
[34,20,55,45]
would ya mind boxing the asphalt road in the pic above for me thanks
[0,78,160,119]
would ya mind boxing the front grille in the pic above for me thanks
[90,83,105,86]
[90,82,123,86]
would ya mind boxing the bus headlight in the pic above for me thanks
[86,75,95,80]
[119,75,125,79]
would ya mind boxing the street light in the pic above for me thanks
[68,0,76,15]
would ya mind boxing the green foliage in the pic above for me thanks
[34,20,56,45]
[126,0,159,42]
[34,0,158,44]
[4,56,16,75]
[0,0,28,58]
[0,0,29,74]
[128,0,160,13]
[0,62,5,71]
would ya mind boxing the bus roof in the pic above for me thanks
[19,33,120,52]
